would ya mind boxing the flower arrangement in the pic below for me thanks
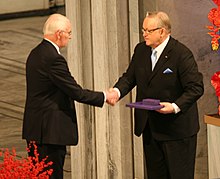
[207,0,220,50]
[211,72,220,96]
[0,142,53,179]
[211,72,220,115]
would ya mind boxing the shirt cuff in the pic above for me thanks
[113,87,121,98]
[171,103,181,114]
[103,92,106,102]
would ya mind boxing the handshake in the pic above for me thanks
[105,88,120,106]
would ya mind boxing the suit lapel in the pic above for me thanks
[145,47,153,73]
[148,37,176,82]
[142,46,153,86]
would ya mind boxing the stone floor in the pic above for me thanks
[0,13,71,178]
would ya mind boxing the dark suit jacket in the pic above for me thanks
[22,40,104,145]
[114,37,204,141]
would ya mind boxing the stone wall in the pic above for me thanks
[0,0,49,14]
[139,0,219,178]
[66,0,219,178]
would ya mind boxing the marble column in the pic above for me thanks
[65,0,143,178]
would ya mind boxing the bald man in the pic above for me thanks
[22,14,111,178]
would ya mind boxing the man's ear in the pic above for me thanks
[55,30,61,39]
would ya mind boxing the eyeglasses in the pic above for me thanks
[61,30,72,36]
[142,27,161,34]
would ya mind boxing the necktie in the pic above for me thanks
[151,49,157,70]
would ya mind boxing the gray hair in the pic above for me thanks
[43,14,70,35]
[146,11,171,33]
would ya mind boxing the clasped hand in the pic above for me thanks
[105,88,119,106]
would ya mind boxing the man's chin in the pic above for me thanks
[145,41,150,46]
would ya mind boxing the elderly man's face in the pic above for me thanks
[142,17,163,49]
[59,23,72,48]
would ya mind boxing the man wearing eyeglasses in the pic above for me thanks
[107,11,204,179]
[22,13,114,179]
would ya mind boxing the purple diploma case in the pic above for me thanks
[126,98,164,110]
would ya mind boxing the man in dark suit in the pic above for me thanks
[107,11,204,179]
[22,14,112,179]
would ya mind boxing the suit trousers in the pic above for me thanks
[143,132,197,179]
[27,141,66,179]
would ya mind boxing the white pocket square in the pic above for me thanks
[163,68,173,74]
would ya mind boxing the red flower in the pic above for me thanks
[0,142,53,179]
[213,0,220,6]
[207,1,220,50]
[211,71,220,96]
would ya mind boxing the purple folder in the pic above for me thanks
[126,98,164,110]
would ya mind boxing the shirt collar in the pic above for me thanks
[44,38,61,54]
[153,35,170,59]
